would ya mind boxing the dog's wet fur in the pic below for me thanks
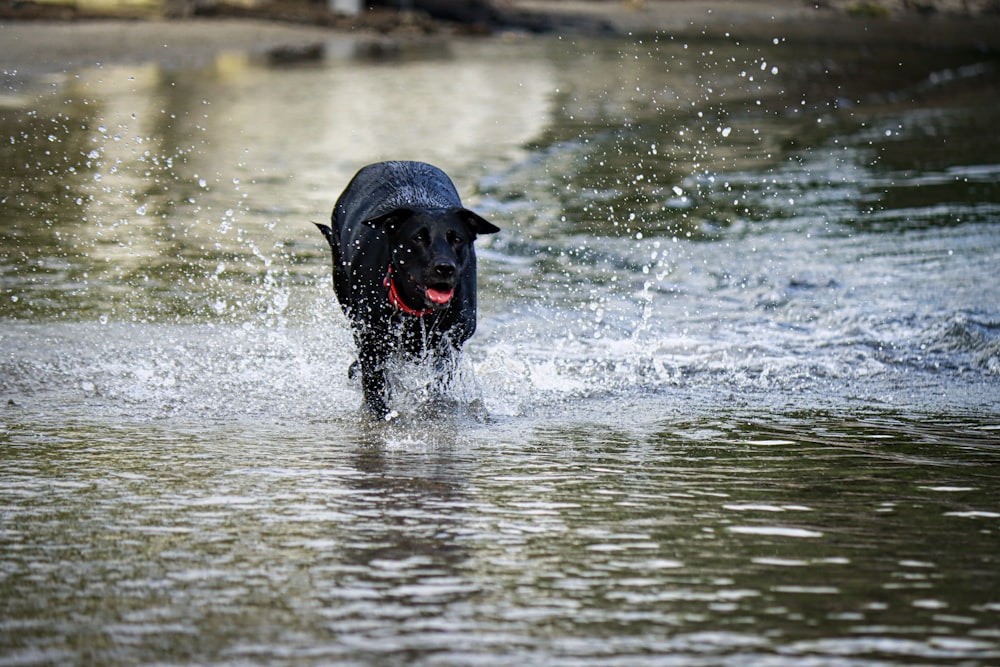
[315,161,500,418]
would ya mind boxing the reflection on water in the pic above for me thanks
[3,411,999,665]
[2,28,999,667]
[1,40,554,321]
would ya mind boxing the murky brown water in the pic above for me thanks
[2,30,999,666]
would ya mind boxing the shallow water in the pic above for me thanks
[2,30,999,666]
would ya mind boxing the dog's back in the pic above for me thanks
[333,161,464,237]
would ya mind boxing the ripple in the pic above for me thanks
[726,526,824,538]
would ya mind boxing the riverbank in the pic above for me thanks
[0,18,356,79]
[514,0,1000,48]
[2,0,1000,84]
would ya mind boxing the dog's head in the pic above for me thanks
[364,207,500,310]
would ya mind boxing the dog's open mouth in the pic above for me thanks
[423,285,454,306]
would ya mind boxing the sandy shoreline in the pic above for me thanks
[2,1,1000,83]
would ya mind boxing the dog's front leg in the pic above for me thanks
[357,347,391,419]
[430,342,461,392]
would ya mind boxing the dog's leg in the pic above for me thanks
[430,343,461,394]
[358,348,391,419]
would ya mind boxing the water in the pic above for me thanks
[2,28,1000,666]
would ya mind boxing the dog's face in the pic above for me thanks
[365,207,500,310]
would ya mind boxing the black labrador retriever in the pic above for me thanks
[315,161,500,418]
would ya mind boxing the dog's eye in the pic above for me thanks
[413,229,429,245]
[447,231,463,245]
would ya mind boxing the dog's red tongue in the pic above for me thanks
[425,287,454,305]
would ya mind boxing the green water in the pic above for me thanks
[2,29,999,666]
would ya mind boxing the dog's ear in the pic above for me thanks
[314,222,336,247]
[362,208,413,233]
[458,209,501,236]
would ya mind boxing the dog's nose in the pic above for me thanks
[433,262,456,278]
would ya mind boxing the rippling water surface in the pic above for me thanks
[2,28,999,666]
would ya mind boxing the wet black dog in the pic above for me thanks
[315,161,500,418]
